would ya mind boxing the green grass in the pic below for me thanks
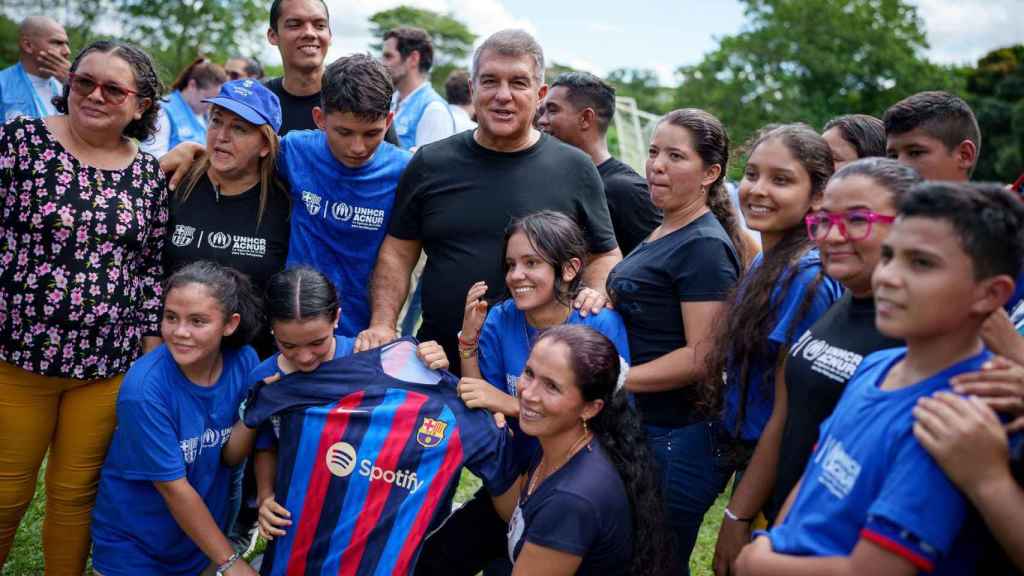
[3,464,728,576]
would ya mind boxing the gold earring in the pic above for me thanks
[581,418,588,433]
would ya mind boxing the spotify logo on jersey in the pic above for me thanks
[326,442,357,477]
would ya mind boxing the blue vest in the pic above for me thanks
[0,63,61,122]
[392,83,453,150]
[164,90,207,149]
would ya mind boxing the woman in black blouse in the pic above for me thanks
[0,41,166,574]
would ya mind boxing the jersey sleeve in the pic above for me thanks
[477,308,507,394]
[525,490,600,557]
[388,152,427,241]
[768,262,840,347]
[574,163,618,254]
[114,383,187,482]
[861,427,970,572]
[672,235,739,302]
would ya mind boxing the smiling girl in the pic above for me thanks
[91,261,262,576]
[708,124,843,575]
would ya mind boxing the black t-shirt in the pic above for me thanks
[165,174,291,356]
[606,212,740,427]
[389,131,618,364]
[597,157,661,256]
[768,292,902,519]
[266,76,401,143]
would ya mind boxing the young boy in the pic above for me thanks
[734,182,1024,576]
[162,54,411,338]
[883,90,980,182]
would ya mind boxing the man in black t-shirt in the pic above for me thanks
[538,71,661,256]
[355,30,621,367]
[264,0,330,135]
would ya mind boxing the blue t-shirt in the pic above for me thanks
[253,335,356,450]
[478,299,630,397]
[280,131,411,337]
[91,344,259,576]
[243,338,517,576]
[507,442,632,575]
[768,347,987,574]
[723,249,842,442]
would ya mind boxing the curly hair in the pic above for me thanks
[501,211,587,308]
[703,124,834,425]
[53,40,164,142]
[537,325,675,576]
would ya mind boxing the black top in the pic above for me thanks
[597,157,661,256]
[389,131,618,365]
[769,292,902,519]
[606,212,740,427]
[509,442,632,575]
[165,174,290,357]
[265,76,401,144]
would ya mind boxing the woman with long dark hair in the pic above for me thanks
[505,324,672,576]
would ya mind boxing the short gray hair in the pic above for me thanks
[471,29,545,86]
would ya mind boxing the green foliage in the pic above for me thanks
[606,68,674,115]
[677,0,963,167]
[0,14,19,69]
[368,6,476,94]
[965,45,1024,183]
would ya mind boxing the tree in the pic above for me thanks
[965,45,1024,183]
[368,6,476,94]
[676,0,962,163]
[606,68,674,114]
[0,14,20,69]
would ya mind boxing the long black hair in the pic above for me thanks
[265,266,340,324]
[502,211,587,307]
[536,325,674,576]
[164,261,262,348]
[704,124,834,423]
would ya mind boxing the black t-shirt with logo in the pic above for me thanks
[265,76,401,144]
[769,292,902,520]
[596,157,661,257]
[165,174,291,356]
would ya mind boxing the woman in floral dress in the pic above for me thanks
[0,40,167,574]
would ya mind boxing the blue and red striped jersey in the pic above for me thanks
[243,339,517,575]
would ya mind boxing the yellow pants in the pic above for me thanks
[0,361,122,575]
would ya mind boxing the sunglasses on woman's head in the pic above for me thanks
[68,73,139,105]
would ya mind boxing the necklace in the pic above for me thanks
[527,429,592,497]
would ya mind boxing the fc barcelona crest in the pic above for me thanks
[416,418,448,448]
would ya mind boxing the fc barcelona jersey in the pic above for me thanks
[243,339,517,575]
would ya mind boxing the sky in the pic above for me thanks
[267,0,1024,85]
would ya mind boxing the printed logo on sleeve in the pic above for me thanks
[815,435,861,499]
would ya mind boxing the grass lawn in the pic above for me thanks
[3,465,728,576]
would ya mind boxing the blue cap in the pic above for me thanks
[203,79,282,133]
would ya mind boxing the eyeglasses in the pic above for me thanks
[68,73,139,105]
[805,210,896,242]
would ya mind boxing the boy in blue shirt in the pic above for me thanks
[161,54,411,339]
[735,182,1024,576]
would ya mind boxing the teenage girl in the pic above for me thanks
[91,261,263,576]
[708,124,843,576]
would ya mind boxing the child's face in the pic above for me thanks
[161,283,239,373]
[872,216,981,340]
[314,109,393,168]
[739,137,817,244]
[505,230,561,313]
[886,128,967,182]
[273,313,338,372]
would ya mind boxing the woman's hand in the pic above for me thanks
[950,356,1024,428]
[913,392,1012,493]
[573,287,609,317]
[257,495,292,540]
[714,515,753,576]
[981,309,1024,365]
[733,534,772,576]
[417,340,449,371]
[462,281,489,340]
[458,377,518,416]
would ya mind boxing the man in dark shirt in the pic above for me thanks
[538,71,661,255]
[264,0,330,135]
[355,30,622,368]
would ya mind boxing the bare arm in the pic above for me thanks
[158,141,206,190]
[512,543,584,576]
[734,536,917,576]
[356,235,422,352]
[254,448,278,505]
[714,359,788,575]
[222,419,257,467]
[154,478,257,574]
[626,301,723,393]
[582,248,621,296]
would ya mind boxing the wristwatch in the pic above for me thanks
[216,552,240,575]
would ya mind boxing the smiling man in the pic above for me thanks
[264,0,330,135]
[357,29,621,367]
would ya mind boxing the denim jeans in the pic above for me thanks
[645,420,733,575]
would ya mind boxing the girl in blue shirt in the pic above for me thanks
[245,267,447,542]
[456,210,630,421]
[91,261,263,576]
[709,124,843,574]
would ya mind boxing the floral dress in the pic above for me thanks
[0,116,168,380]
